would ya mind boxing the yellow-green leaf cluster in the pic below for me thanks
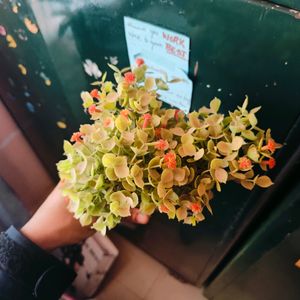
[57,64,280,234]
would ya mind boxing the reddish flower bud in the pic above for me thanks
[90,89,99,98]
[174,109,181,121]
[159,204,169,213]
[120,109,130,119]
[262,138,276,153]
[238,156,252,170]
[135,57,145,67]
[154,139,169,151]
[142,113,152,129]
[88,104,101,115]
[268,157,276,169]
[155,128,161,138]
[124,72,136,84]
[266,139,276,152]
[164,152,176,169]
[191,203,202,214]
[70,132,83,143]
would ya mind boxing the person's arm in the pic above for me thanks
[0,183,149,300]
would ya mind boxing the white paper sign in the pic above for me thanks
[124,16,193,113]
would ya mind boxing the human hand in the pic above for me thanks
[21,182,149,251]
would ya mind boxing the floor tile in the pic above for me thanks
[106,232,167,298]
[94,278,141,300]
[145,271,206,300]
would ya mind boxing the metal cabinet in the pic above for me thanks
[1,0,300,288]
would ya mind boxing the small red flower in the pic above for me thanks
[124,72,136,84]
[155,128,161,138]
[268,157,276,169]
[238,156,252,170]
[174,109,181,121]
[90,89,99,98]
[88,104,101,115]
[262,138,276,153]
[135,57,145,67]
[159,204,169,213]
[70,132,83,143]
[142,113,152,129]
[164,152,176,169]
[190,203,202,214]
[154,139,169,151]
[120,109,130,119]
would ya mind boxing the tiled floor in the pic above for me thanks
[93,232,207,300]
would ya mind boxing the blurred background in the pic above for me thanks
[0,0,300,299]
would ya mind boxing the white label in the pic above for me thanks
[124,16,193,114]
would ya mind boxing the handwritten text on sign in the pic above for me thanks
[124,17,189,72]
[124,17,192,113]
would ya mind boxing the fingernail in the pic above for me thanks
[136,213,148,224]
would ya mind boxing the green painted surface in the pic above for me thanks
[271,0,300,10]
[1,0,300,285]
[205,170,300,299]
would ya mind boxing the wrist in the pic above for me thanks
[21,223,59,251]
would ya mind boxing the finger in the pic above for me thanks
[134,213,150,224]
[130,208,150,224]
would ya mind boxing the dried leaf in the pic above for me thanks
[256,176,273,188]
[241,180,255,190]
[217,141,232,156]
[176,207,187,221]
[231,136,244,151]
[215,168,228,183]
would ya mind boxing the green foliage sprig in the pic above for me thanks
[57,60,281,234]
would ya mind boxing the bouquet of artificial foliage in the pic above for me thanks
[57,59,281,234]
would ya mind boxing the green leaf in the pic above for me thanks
[144,77,155,90]
[241,96,248,113]
[242,130,257,141]
[63,140,74,155]
[92,218,107,235]
[79,213,92,226]
[210,97,221,113]
[115,115,130,132]
[155,78,169,90]
[248,113,257,128]
[102,72,107,82]
[211,158,229,170]
[169,78,183,83]
[107,63,120,73]
[81,91,93,108]
[90,81,102,86]
[247,145,259,162]
[102,153,116,167]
